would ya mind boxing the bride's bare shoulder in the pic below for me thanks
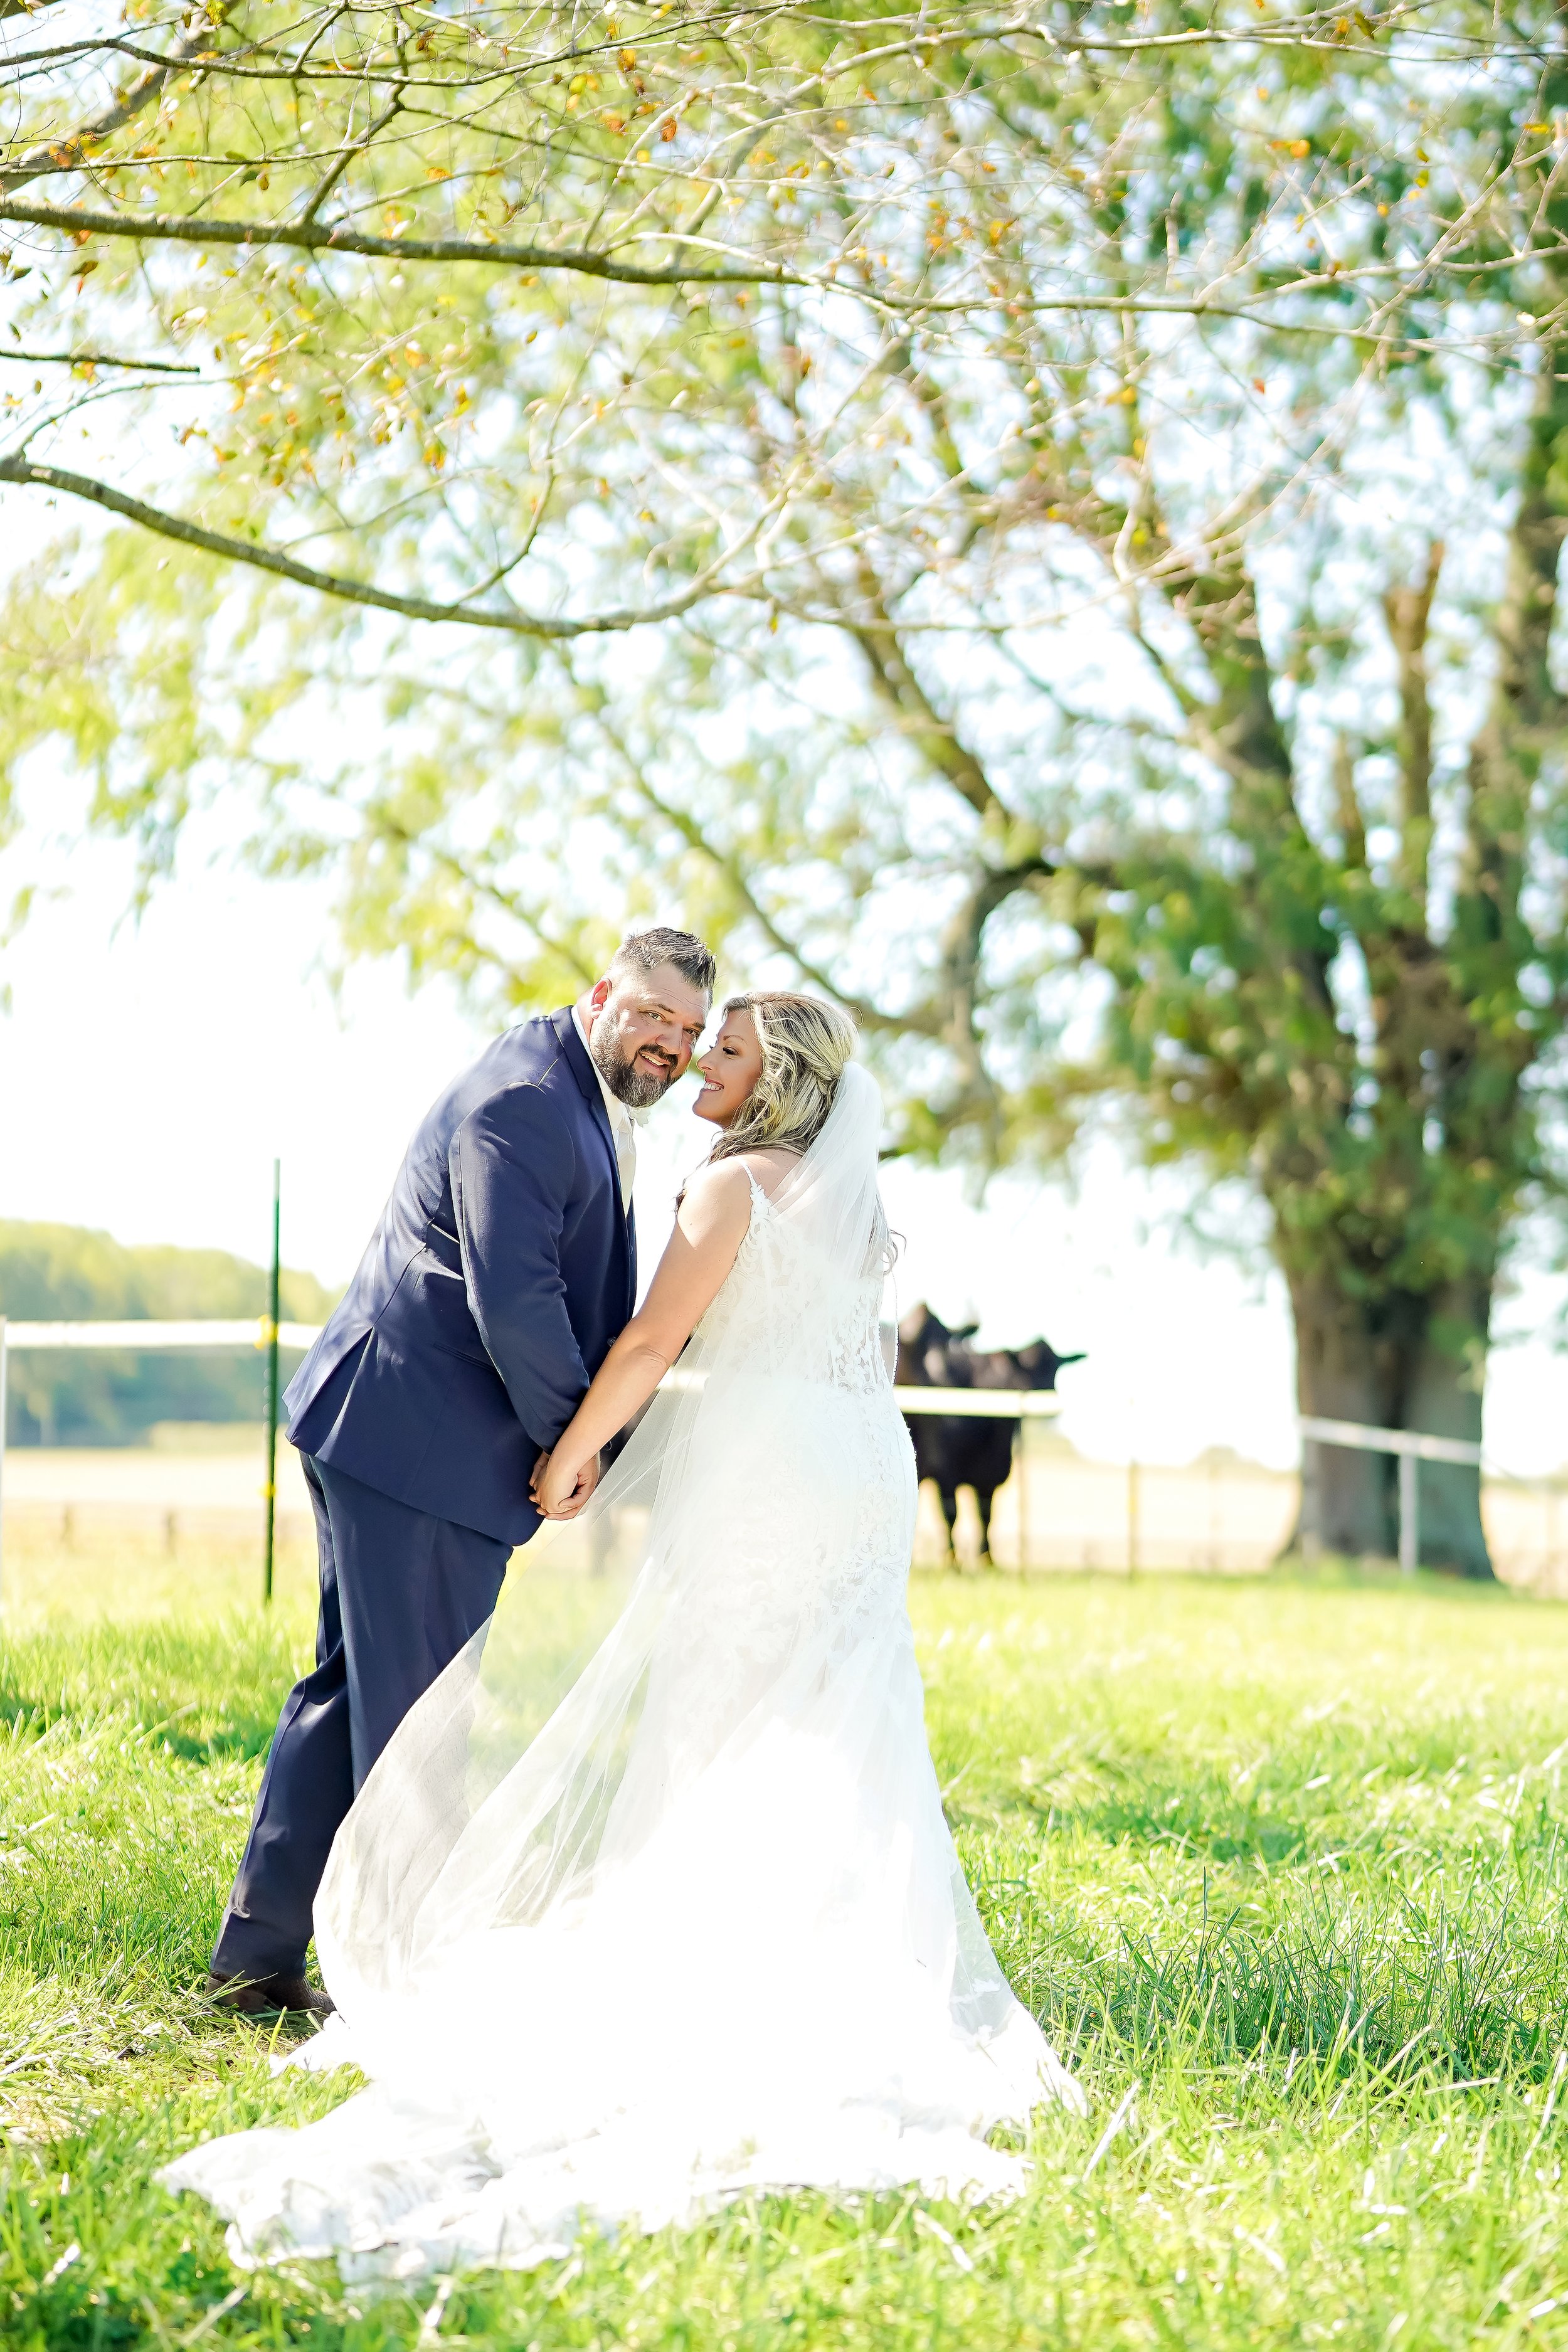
[674,1157,756,1236]
[683,1147,802,1212]
[733,1146,803,1202]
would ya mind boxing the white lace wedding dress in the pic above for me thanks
[161,1066,1083,2278]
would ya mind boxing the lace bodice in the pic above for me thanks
[644,1171,918,1744]
[694,1173,891,1397]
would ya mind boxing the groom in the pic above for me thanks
[206,926,716,2015]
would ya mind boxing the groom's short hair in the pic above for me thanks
[609,928,716,997]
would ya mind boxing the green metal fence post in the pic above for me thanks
[0,1316,8,1611]
[263,1159,280,1607]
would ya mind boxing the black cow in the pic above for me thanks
[896,1304,1085,1568]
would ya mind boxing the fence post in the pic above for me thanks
[263,1160,280,1607]
[0,1315,7,1608]
[1127,1454,1140,1576]
[1398,1448,1419,1574]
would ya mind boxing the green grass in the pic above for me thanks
[3,1537,1568,2348]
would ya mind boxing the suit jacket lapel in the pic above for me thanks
[551,1009,632,1263]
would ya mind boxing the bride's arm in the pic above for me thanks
[533,1160,756,1518]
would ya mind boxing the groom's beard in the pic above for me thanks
[590,1022,679,1111]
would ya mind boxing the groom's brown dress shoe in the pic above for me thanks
[204,1971,336,2020]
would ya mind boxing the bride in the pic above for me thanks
[162,992,1083,2277]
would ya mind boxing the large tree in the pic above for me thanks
[6,0,1568,1571]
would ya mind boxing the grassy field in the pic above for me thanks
[3,1537,1568,2350]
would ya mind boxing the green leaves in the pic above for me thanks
[12,8,1568,1544]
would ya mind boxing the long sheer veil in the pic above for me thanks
[161,1061,1083,2272]
[313,1062,896,2040]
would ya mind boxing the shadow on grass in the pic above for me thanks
[0,1690,283,1766]
[1266,1552,1543,1603]
[0,1619,296,1764]
[1024,1773,1311,1867]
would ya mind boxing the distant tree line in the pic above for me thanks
[0,1222,338,1446]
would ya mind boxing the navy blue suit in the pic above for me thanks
[212,1009,635,1983]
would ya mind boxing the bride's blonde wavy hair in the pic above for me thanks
[707,992,860,1163]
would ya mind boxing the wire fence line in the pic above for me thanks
[0,1319,1549,1596]
[0,1317,1067,1601]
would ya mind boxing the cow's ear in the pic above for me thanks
[953,1322,980,1342]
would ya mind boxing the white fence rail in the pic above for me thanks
[0,1314,314,1597]
[0,1316,1491,1591]
[894,1388,1062,1419]
[0,1319,1068,1597]
[1299,1414,1483,1574]
[1,1320,322,1352]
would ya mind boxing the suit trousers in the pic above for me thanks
[210,1453,511,1983]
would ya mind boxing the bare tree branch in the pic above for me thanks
[296,93,405,230]
[844,560,1006,822]
[1382,537,1443,913]
[0,450,773,638]
[0,195,1443,341]
[0,346,198,371]
[932,856,1055,1143]
[2,7,232,196]
[594,719,932,1034]
[1332,736,1368,872]
[376,818,601,986]
[0,191,810,289]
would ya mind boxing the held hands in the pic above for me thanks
[530,1444,601,1521]
[522,1171,746,1532]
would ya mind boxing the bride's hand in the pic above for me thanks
[536,1447,601,1520]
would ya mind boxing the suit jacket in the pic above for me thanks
[284,1009,635,1544]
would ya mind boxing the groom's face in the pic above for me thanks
[586,962,709,1109]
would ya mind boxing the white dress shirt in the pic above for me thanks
[573,1006,638,1212]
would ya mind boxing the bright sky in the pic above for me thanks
[3,823,1567,1475]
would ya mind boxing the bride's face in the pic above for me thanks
[694,1009,764,1127]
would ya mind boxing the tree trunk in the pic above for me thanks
[1286,1269,1495,1577]
[1399,1275,1493,1580]
[1288,1268,1399,1559]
